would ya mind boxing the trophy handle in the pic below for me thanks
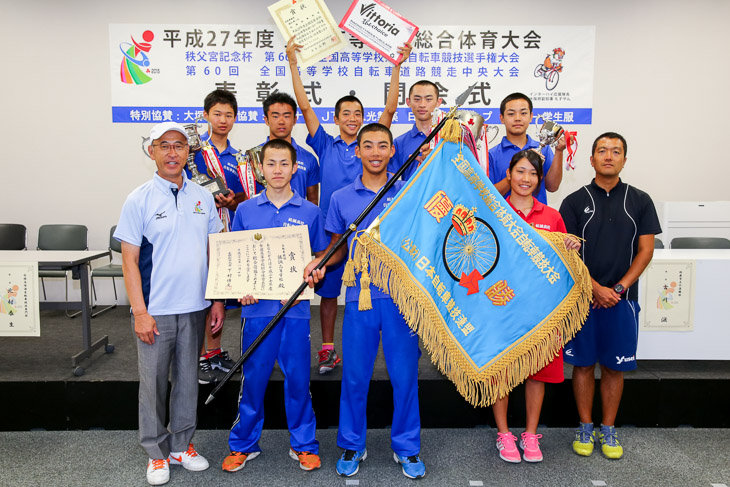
[141,136,153,160]
[487,125,499,145]
[534,113,545,137]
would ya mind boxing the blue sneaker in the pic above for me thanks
[393,452,426,479]
[336,449,367,476]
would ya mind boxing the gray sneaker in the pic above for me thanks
[317,349,341,374]
[209,350,236,373]
[198,358,217,385]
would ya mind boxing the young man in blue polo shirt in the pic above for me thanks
[559,132,661,460]
[222,138,328,474]
[184,89,242,384]
[305,123,425,479]
[488,92,566,204]
[262,92,320,205]
[381,79,442,181]
[116,121,225,486]
[287,36,411,374]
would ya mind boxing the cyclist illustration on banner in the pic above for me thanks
[534,47,565,91]
[120,30,155,85]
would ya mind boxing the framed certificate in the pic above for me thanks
[268,0,346,67]
[0,262,40,337]
[206,226,314,301]
[640,260,695,332]
[339,0,419,65]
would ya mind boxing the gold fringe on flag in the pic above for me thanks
[349,228,592,408]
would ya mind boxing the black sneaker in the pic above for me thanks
[209,350,236,373]
[317,349,341,374]
[198,358,217,385]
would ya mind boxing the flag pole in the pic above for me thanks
[205,83,476,405]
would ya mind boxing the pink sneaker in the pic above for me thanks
[496,432,521,463]
[519,432,544,462]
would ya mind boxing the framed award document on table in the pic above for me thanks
[0,262,40,337]
[339,0,419,65]
[268,0,346,67]
[206,226,314,301]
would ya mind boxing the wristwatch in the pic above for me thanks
[613,283,626,295]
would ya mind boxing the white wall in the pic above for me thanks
[2,0,729,302]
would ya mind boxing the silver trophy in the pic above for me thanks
[181,116,228,197]
[535,115,565,149]
[235,145,267,188]
[454,110,500,145]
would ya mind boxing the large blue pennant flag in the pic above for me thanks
[347,120,591,407]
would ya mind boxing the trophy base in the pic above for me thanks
[200,177,230,198]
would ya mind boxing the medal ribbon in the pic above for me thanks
[201,144,230,231]
[236,155,258,200]
[565,131,578,170]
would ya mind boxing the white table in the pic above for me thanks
[637,249,730,360]
[0,250,112,375]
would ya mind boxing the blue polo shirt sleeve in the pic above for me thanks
[114,194,144,246]
[303,149,321,187]
[309,207,328,253]
[231,198,254,232]
[324,192,346,235]
[305,124,333,159]
[541,146,554,177]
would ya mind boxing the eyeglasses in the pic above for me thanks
[153,142,188,152]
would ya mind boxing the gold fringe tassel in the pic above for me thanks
[439,118,463,144]
[352,229,592,407]
[358,254,372,311]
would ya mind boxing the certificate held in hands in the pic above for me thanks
[339,0,419,65]
[205,226,314,301]
[268,0,346,67]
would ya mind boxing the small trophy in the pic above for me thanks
[535,115,565,149]
[185,153,228,197]
[235,145,267,188]
[183,117,229,197]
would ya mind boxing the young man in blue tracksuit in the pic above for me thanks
[222,139,328,474]
[305,123,426,479]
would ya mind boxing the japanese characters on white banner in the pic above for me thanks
[111,24,595,126]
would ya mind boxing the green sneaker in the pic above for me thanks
[572,422,595,456]
[598,425,623,459]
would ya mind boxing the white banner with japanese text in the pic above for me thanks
[110,24,594,126]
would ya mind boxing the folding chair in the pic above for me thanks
[0,224,27,250]
[91,226,123,317]
[37,224,88,318]
[670,237,730,249]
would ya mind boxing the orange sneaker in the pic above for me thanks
[288,448,322,471]
[221,451,260,472]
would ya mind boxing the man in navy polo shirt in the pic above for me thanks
[559,132,661,460]
[183,89,242,384]
[287,37,410,374]
[489,93,566,204]
[261,92,320,205]
[305,124,425,479]
[222,138,328,474]
[116,121,225,486]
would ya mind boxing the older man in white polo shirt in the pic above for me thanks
[115,121,225,485]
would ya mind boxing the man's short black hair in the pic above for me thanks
[591,132,628,156]
[204,89,238,114]
[261,138,297,165]
[263,92,297,117]
[357,123,393,146]
[408,80,440,98]
[499,92,533,115]
[335,95,364,118]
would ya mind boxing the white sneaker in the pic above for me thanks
[146,458,169,486]
[168,443,210,471]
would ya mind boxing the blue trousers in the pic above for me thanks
[337,299,421,456]
[228,317,318,454]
